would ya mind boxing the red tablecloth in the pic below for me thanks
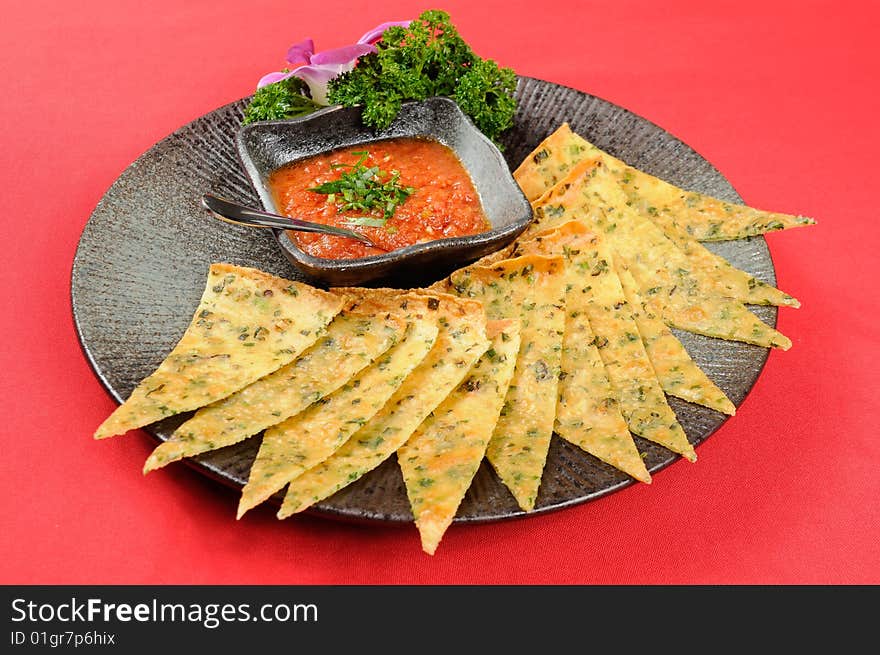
[2,0,877,584]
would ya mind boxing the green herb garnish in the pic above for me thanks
[242,75,321,124]
[308,151,415,226]
[328,10,517,146]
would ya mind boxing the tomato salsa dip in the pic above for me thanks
[268,137,491,259]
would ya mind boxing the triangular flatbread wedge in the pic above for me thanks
[516,125,802,307]
[594,151,800,308]
[143,299,406,472]
[448,255,567,511]
[612,154,815,242]
[530,163,792,350]
[398,319,521,555]
[94,264,344,439]
[512,222,695,462]
[614,260,736,415]
[515,123,815,240]
[277,293,489,518]
[644,214,799,307]
[524,140,798,308]
[521,222,734,415]
[564,230,695,460]
[513,123,596,202]
[510,225,650,481]
[237,298,440,517]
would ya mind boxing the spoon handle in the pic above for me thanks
[201,194,379,248]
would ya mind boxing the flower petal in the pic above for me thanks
[256,70,296,89]
[285,38,315,65]
[292,65,340,85]
[291,65,349,105]
[357,20,411,45]
[309,43,375,66]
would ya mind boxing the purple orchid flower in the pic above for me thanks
[257,21,410,105]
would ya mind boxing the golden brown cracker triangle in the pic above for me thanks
[94,264,344,439]
[528,152,798,307]
[643,215,800,307]
[143,300,406,472]
[594,152,800,307]
[237,305,440,517]
[448,255,567,511]
[530,164,792,350]
[513,221,694,462]
[514,123,592,202]
[515,123,815,241]
[614,261,736,415]
[612,158,815,241]
[557,229,695,461]
[423,244,517,295]
[277,294,489,518]
[510,225,650,481]
[398,319,521,554]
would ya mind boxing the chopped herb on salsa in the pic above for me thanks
[308,151,416,226]
[270,138,490,259]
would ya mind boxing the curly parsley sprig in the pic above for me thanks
[242,75,322,124]
[327,10,517,145]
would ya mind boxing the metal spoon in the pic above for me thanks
[201,194,382,248]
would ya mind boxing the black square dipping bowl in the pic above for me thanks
[235,97,533,287]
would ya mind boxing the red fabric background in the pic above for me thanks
[2,0,877,584]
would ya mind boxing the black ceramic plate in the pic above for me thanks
[72,77,777,523]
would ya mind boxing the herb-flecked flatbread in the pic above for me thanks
[94,264,344,440]
[448,255,567,511]
[398,319,521,555]
[611,151,816,242]
[237,303,440,517]
[530,163,792,350]
[516,125,802,307]
[277,294,489,519]
[510,225,650,482]
[644,213,799,307]
[513,122,596,202]
[592,150,800,307]
[515,123,815,241]
[513,222,695,462]
[143,302,406,472]
[614,260,736,415]
[528,153,798,308]
[559,228,696,461]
